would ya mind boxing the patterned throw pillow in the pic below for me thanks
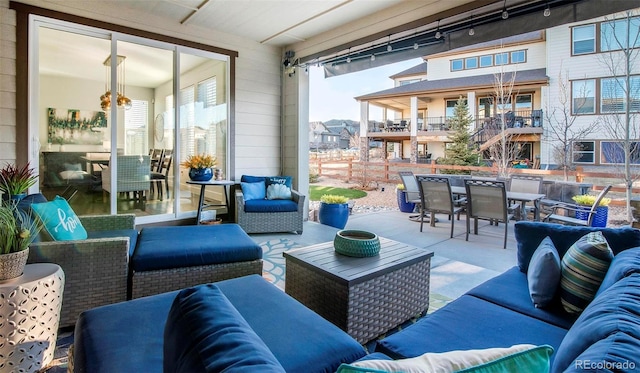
[266,176,292,200]
[31,195,88,241]
[527,236,561,308]
[559,231,613,314]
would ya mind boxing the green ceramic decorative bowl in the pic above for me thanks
[334,230,380,257]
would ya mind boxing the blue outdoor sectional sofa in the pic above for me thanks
[71,222,640,372]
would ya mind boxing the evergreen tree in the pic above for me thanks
[439,96,478,172]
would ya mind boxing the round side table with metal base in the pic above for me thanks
[0,263,65,373]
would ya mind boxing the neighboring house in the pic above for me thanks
[309,120,359,150]
[356,31,546,164]
[356,8,640,170]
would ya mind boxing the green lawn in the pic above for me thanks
[309,185,367,201]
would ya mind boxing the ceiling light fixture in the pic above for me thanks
[100,55,131,111]
[370,55,375,62]
[468,26,475,36]
[544,3,551,17]
[386,35,392,52]
[435,20,442,39]
[501,0,509,19]
[413,42,419,50]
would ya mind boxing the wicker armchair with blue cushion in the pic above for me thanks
[235,175,305,234]
[20,193,138,328]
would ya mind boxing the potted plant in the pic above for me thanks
[318,194,350,229]
[0,162,39,202]
[181,154,217,181]
[0,201,42,281]
[396,183,416,213]
[571,194,612,227]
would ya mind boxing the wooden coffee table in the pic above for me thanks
[283,237,433,344]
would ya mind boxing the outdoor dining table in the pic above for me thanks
[449,186,545,221]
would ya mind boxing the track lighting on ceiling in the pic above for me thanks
[501,0,509,19]
[370,55,375,62]
[435,20,442,39]
[413,42,419,50]
[386,35,392,52]
[544,2,551,17]
[468,16,475,36]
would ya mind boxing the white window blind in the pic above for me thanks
[124,99,148,155]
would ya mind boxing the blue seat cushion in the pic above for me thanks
[552,273,640,372]
[87,229,139,257]
[132,224,262,272]
[467,267,576,330]
[73,275,366,373]
[514,222,640,273]
[376,294,568,364]
[218,275,366,372]
[164,284,285,372]
[596,247,640,296]
[244,199,298,213]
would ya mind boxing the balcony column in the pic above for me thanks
[359,101,369,162]
[410,96,418,164]
[467,91,476,131]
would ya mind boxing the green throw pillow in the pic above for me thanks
[336,344,554,373]
[31,195,88,241]
[559,231,613,314]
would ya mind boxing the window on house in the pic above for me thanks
[572,141,595,163]
[511,50,526,63]
[601,16,640,51]
[601,141,640,164]
[478,97,494,118]
[495,52,509,65]
[124,99,148,155]
[572,24,596,55]
[601,77,626,113]
[451,59,463,71]
[572,79,596,114]
[465,57,478,69]
[515,94,532,112]
[479,55,493,67]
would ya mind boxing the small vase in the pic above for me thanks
[0,248,29,282]
[189,167,213,181]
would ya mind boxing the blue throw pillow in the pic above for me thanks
[266,176,292,200]
[527,236,561,308]
[241,181,266,201]
[31,195,87,241]
[241,175,266,183]
[164,284,286,373]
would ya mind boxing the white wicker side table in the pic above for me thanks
[0,263,65,373]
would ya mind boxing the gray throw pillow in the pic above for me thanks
[527,236,561,308]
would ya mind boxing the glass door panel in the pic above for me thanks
[178,51,229,221]
[115,40,173,218]
[37,26,112,215]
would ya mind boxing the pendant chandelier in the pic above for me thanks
[100,55,132,111]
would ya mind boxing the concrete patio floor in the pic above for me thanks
[249,210,519,300]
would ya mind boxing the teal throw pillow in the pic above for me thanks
[559,231,613,314]
[241,181,266,201]
[266,176,292,200]
[337,344,554,373]
[527,236,561,308]
[31,195,88,241]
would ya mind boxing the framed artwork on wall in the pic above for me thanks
[47,107,107,145]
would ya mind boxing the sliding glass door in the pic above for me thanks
[31,16,230,224]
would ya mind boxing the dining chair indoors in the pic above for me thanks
[464,179,517,249]
[543,185,612,227]
[151,149,172,201]
[416,175,465,238]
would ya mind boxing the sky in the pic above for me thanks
[309,57,423,123]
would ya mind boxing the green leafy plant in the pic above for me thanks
[320,194,349,204]
[571,194,611,206]
[0,202,42,254]
[0,163,39,196]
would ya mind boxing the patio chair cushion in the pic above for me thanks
[376,295,568,362]
[527,237,561,308]
[244,199,299,213]
[514,222,640,273]
[131,224,262,272]
[87,229,139,257]
[552,274,640,372]
[596,247,640,296]
[241,180,266,201]
[31,195,88,241]
[559,232,613,315]
[467,267,576,330]
[164,284,285,373]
